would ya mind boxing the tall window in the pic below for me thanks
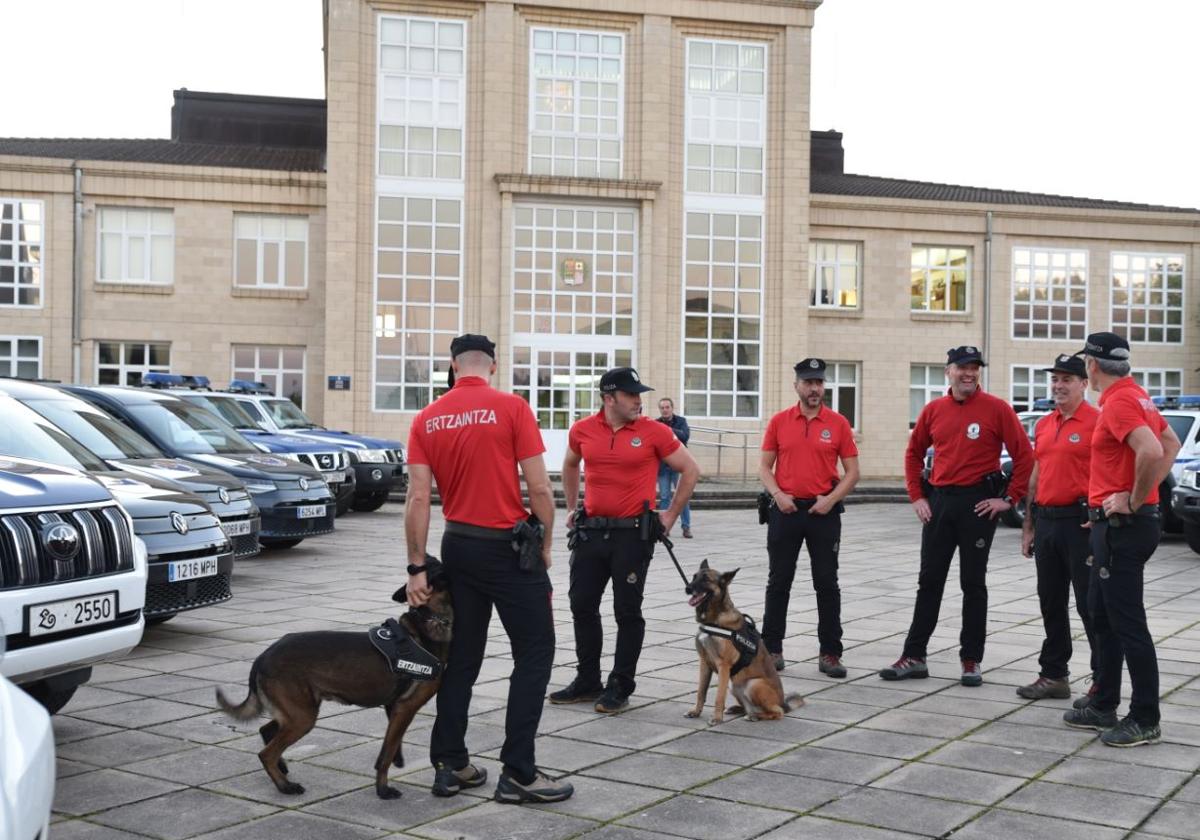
[1111,252,1184,344]
[909,364,945,428]
[1012,247,1087,340]
[528,28,623,178]
[0,336,41,378]
[810,242,860,309]
[96,341,169,386]
[1133,369,1183,399]
[820,361,859,428]
[1010,365,1051,412]
[0,199,43,307]
[234,215,308,288]
[98,207,174,284]
[685,40,766,196]
[233,345,305,407]
[911,246,969,313]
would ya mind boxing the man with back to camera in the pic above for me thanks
[1062,332,1179,746]
[759,358,860,677]
[404,333,573,804]
[548,367,701,713]
[1017,353,1101,704]
[882,345,1034,686]
[657,397,693,538]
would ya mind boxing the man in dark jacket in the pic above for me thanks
[657,397,693,538]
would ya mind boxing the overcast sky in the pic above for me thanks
[3,0,1195,209]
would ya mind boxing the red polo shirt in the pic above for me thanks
[569,411,680,517]
[406,376,545,529]
[1089,377,1167,507]
[904,387,1033,503]
[761,405,858,498]
[1033,402,1099,506]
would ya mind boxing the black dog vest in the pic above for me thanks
[368,618,443,681]
[698,615,761,676]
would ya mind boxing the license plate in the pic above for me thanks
[168,557,218,582]
[221,519,253,537]
[28,592,118,638]
[323,471,342,486]
[297,504,326,519]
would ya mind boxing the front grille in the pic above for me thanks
[384,449,402,464]
[144,572,232,616]
[0,504,135,590]
[196,488,250,505]
[298,451,346,471]
[232,532,260,559]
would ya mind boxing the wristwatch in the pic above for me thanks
[1002,495,1016,506]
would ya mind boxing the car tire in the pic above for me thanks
[336,496,353,517]
[260,538,304,550]
[1184,522,1200,555]
[352,491,389,513]
[1000,503,1025,529]
[22,681,80,716]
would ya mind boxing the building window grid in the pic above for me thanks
[810,241,861,309]
[1133,369,1183,400]
[234,214,308,289]
[909,364,946,428]
[0,336,41,379]
[820,361,859,429]
[1111,251,1185,344]
[378,16,466,180]
[1011,247,1088,341]
[682,212,762,420]
[512,347,632,431]
[233,345,306,408]
[97,207,174,284]
[1010,365,1053,413]
[0,199,43,307]
[512,205,636,339]
[910,246,970,313]
[685,39,766,196]
[96,341,170,386]
[374,195,463,412]
[528,28,624,179]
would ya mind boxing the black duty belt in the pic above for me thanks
[1088,506,1160,524]
[445,520,511,541]
[931,481,988,496]
[578,515,641,530]
[1035,503,1087,520]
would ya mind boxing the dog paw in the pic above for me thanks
[684,709,701,718]
[725,705,744,716]
[745,714,760,722]
[376,785,403,800]
[279,782,305,795]
[709,716,723,726]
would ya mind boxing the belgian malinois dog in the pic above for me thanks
[216,563,453,799]
[684,560,803,724]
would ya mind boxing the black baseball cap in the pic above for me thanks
[599,367,654,394]
[450,333,496,359]
[947,345,986,366]
[1042,353,1087,378]
[794,358,827,380]
[1078,331,1130,361]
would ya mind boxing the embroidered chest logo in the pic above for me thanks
[630,437,643,448]
[1069,433,1081,443]
[820,429,832,441]
[966,422,981,440]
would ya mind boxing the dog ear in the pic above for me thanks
[699,558,709,571]
[720,568,740,585]
[392,585,408,604]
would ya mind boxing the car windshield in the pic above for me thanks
[181,394,259,430]
[0,398,111,472]
[264,398,317,430]
[22,397,164,460]
[128,400,258,455]
[1166,414,1197,444]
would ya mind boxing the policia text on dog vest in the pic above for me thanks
[698,616,762,676]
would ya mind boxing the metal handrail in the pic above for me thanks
[685,424,758,481]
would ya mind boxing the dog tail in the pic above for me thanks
[215,659,264,720]
[783,692,805,712]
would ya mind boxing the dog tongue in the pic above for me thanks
[688,593,704,607]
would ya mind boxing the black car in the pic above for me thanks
[64,386,335,550]
[4,380,262,560]
[0,393,233,622]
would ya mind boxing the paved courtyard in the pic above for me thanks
[47,503,1200,840]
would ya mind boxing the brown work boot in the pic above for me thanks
[1016,675,1071,700]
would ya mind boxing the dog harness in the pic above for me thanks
[698,615,761,676]
[368,618,443,681]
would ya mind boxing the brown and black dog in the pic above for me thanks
[684,559,802,724]
[216,563,452,799]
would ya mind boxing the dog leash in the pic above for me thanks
[657,532,690,586]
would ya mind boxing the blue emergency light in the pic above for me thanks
[1031,398,1055,411]
[228,379,274,395]
[1153,395,1200,409]
[141,372,186,388]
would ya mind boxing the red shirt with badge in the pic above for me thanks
[569,411,681,517]
[1089,377,1168,507]
[1033,402,1100,506]
[761,405,858,498]
[406,376,545,529]
[904,387,1033,503]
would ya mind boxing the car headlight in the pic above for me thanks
[1183,469,1197,490]
[245,482,277,494]
[357,449,388,463]
[277,452,301,462]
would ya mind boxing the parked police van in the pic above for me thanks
[0,457,147,714]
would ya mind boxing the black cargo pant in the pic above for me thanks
[568,527,654,696]
[430,532,554,785]
[1032,505,1098,680]
[1089,513,1161,727]
[762,501,843,657]
[903,484,998,663]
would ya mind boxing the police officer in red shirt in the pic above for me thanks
[883,345,1033,686]
[1017,354,1100,702]
[548,367,700,713]
[759,358,860,678]
[1062,333,1180,747]
[405,334,573,805]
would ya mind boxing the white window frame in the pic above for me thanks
[0,198,44,308]
[810,241,861,309]
[528,27,625,179]
[1010,364,1052,413]
[96,207,174,285]
[910,364,946,428]
[1133,368,1183,400]
[684,39,767,198]
[0,335,42,379]
[233,214,309,289]
[1110,251,1185,345]
[1011,247,1088,341]
[232,345,307,408]
[910,245,971,314]
[95,341,170,386]
[820,361,859,429]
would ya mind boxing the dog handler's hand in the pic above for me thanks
[405,566,432,607]
[773,491,798,514]
[542,544,553,570]
[658,510,677,535]
[912,498,932,524]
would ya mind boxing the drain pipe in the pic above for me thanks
[983,210,993,390]
[72,164,83,383]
